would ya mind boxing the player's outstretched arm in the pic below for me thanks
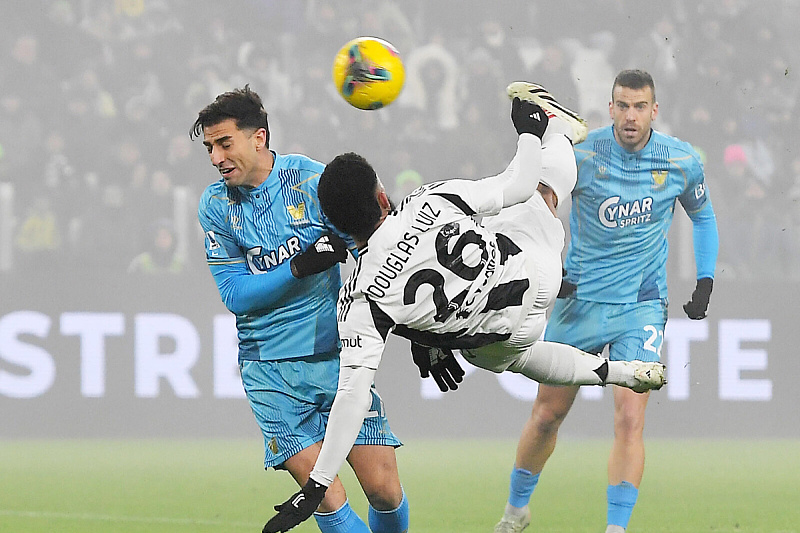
[478,98,548,208]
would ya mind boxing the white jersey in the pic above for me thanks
[310,133,572,487]
[337,178,537,371]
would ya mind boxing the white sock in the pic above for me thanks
[540,132,577,208]
[544,117,574,142]
[508,341,606,385]
[606,525,626,533]
[503,502,528,519]
[605,361,639,388]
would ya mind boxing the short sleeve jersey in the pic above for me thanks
[566,126,711,303]
[336,179,534,371]
[197,152,345,361]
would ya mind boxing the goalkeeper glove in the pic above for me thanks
[290,234,348,279]
[683,277,713,320]
[511,97,549,139]
[411,342,465,392]
[263,478,327,533]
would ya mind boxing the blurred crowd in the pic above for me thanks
[1,0,798,282]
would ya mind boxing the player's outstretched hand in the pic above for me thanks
[683,277,713,320]
[263,479,327,533]
[290,234,348,279]
[511,97,548,139]
[411,343,465,392]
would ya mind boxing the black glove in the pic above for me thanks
[290,234,348,279]
[683,277,713,320]
[511,97,549,139]
[263,478,327,533]
[411,343,465,392]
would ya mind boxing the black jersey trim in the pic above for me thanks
[431,192,475,216]
[495,232,522,265]
[482,278,529,312]
[392,325,509,350]
[366,297,395,341]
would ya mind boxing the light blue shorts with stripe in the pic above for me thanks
[240,352,402,469]
[544,298,667,362]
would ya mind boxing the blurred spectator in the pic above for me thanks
[14,196,62,274]
[393,169,423,198]
[399,35,462,131]
[128,219,184,275]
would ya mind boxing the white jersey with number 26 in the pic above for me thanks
[337,178,537,371]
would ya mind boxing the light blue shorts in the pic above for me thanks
[544,298,667,362]
[240,352,402,469]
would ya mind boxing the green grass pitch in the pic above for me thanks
[1,439,797,532]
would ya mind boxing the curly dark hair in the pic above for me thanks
[318,152,383,242]
[190,85,270,145]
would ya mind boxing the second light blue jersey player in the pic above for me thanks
[562,125,717,304]
[198,152,352,362]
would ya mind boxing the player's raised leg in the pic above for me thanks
[507,82,588,144]
[502,341,665,391]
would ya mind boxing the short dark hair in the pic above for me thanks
[190,85,270,145]
[612,70,656,102]
[318,152,382,242]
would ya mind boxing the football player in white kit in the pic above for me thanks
[263,88,666,533]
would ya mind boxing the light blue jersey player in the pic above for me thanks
[495,72,719,533]
[548,124,717,362]
[191,86,408,533]
[198,152,346,363]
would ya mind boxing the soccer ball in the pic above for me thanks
[332,37,405,110]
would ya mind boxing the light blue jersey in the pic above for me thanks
[198,152,353,362]
[565,126,716,303]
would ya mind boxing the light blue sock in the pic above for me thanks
[314,500,370,533]
[368,489,409,533]
[607,481,639,528]
[508,467,540,508]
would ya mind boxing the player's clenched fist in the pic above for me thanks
[290,234,348,278]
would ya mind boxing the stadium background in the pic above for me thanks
[1,0,798,444]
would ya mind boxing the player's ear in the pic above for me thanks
[651,101,659,121]
[377,189,391,211]
[253,127,268,150]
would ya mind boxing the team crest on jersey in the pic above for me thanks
[287,203,306,222]
[651,170,668,188]
[595,164,609,179]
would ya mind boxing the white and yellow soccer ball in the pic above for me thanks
[332,37,405,110]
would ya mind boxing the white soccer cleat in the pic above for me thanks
[628,361,667,393]
[506,82,588,144]
[493,507,531,533]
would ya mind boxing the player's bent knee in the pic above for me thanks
[362,482,404,511]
